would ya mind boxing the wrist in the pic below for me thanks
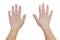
[6,28,18,40]
[41,26,56,40]
[41,24,50,29]
[41,26,51,32]
[10,28,19,34]
[11,26,20,32]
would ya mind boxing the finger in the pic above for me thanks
[46,5,49,15]
[8,11,10,17]
[49,10,53,18]
[15,4,18,15]
[12,6,15,16]
[18,6,21,18]
[33,14,39,22]
[22,15,26,22]
[39,5,42,19]
[42,3,45,14]
[8,11,13,25]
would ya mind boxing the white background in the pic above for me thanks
[0,0,60,40]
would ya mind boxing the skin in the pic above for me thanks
[33,3,56,40]
[6,4,26,40]
[6,3,56,40]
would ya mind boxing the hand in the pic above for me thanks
[8,4,26,31]
[33,3,53,29]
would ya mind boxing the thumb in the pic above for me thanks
[22,14,26,22]
[33,14,39,22]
